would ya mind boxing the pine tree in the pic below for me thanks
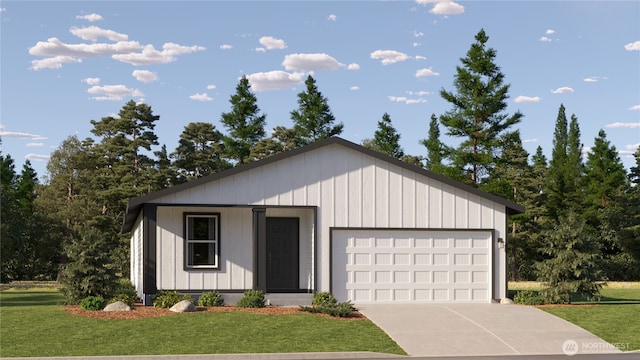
[290,75,343,144]
[421,114,446,173]
[371,113,404,159]
[536,211,602,303]
[172,122,230,180]
[546,104,583,219]
[221,76,266,165]
[439,29,523,187]
[583,129,627,212]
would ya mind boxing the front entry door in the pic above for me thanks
[266,217,299,292]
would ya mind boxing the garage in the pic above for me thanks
[331,229,494,304]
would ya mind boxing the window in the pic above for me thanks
[185,213,220,269]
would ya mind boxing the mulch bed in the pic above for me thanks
[63,304,367,321]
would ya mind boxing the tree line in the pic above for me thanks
[2,29,639,303]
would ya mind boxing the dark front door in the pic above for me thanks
[266,217,299,292]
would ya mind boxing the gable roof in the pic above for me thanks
[122,137,525,232]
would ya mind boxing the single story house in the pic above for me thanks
[122,137,524,305]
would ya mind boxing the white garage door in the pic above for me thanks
[331,229,493,304]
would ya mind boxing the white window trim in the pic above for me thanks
[184,213,220,270]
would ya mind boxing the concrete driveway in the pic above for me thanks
[358,303,623,357]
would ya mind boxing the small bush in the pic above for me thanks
[236,290,265,308]
[108,293,136,308]
[198,291,224,307]
[513,290,545,305]
[80,296,105,311]
[114,278,138,299]
[152,290,195,308]
[312,291,337,306]
[300,300,356,318]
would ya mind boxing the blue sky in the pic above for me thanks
[1,1,639,180]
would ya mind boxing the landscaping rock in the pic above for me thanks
[500,298,514,304]
[170,300,197,312]
[103,301,131,312]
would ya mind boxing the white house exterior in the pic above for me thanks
[122,137,524,305]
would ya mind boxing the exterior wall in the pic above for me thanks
[152,144,509,298]
[129,212,144,300]
[155,206,315,292]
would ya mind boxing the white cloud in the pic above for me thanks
[25,154,50,162]
[327,14,337,21]
[413,42,421,48]
[624,40,640,51]
[29,37,142,69]
[546,29,555,35]
[350,86,360,91]
[70,26,128,42]
[113,42,205,65]
[0,130,47,140]
[388,96,427,104]
[82,77,100,85]
[0,7,6,12]
[347,63,360,70]
[523,138,538,143]
[416,0,464,15]
[629,104,640,111]
[259,36,287,50]
[87,84,143,101]
[551,87,574,94]
[26,142,44,147]
[370,50,409,65]
[407,90,431,96]
[514,95,541,103]
[190,93,213,102]
[415,67,439,77]
[76,13,103,22]
[132,70,158,83]
[415,55,426,60]
[584,77,598,82]
[207,84,216,90]
[539,36,552,42]
[606,122,640,128]
[282,53,344,71]
[220,44,233,50]
[246,70,305,91]
[622,143,640,157]
[413,30,424,38]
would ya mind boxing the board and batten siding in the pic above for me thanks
[129,212,144,300]
[151,143,508,296]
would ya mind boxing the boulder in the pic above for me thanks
[170,300,197,312]
[500,297,514,305]
[103,301,131,312]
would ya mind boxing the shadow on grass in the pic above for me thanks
[0,291,65,307]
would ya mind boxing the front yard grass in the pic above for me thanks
[509,281,640,351]
[0,290,405,358]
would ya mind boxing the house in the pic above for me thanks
[122,137,524,306]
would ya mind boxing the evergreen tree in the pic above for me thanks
[290,75,343,144]
[172,122,230,180]
[583,129,627,213]
[370,113,404,159]
[536,211,602,303]
[220,76,266,165]
[546,104,583,219]
[616,146,640,273]
[153,144,178,188]
[421,114,447,174]
[59,225,118,304]
[0,154,20,281]
[439,29,523,187]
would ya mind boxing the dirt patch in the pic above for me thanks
[63,304,366,321]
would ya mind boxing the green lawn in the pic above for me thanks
[0,290,405,358]
[510,282,640,351]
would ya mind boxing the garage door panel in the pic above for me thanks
[332,229,493,304]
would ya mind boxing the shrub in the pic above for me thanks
[152,290,195,308]
[108,293,136,308]
[80,296,105,311]
[236,290,265,308]
[513,290,545,305]
[312,291,337,306]
[198,291,225,307]
[300,300,355,318]
[114,278,138,299]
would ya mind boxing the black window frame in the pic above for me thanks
[184,212,221,270]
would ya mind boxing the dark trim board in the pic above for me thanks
[329,227,498,302]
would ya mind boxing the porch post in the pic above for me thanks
[252,208,267,292]
[142,204,157,305]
